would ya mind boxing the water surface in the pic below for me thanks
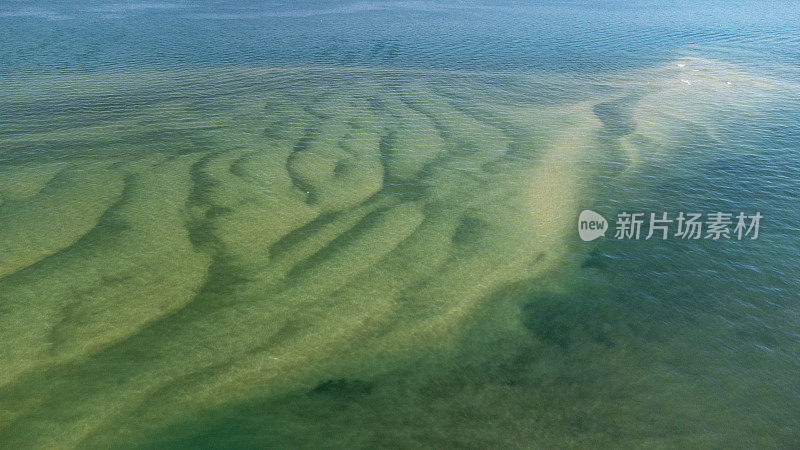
[1,1,799,448]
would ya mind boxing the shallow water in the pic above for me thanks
[1,1,799,448]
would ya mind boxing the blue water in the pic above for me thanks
[1,1,799,448]
[3,1,800,72]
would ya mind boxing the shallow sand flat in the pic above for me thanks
[528,102,602,252]
[0,162,66,201]
[609,57,796,173]
[0,58,795,447]
[0,163,125,278]
[0,156,211,388]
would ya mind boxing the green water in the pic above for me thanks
[1,52,799,447]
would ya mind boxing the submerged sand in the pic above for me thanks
[0,58,794,447]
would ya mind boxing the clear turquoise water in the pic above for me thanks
[1,1,799,448]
